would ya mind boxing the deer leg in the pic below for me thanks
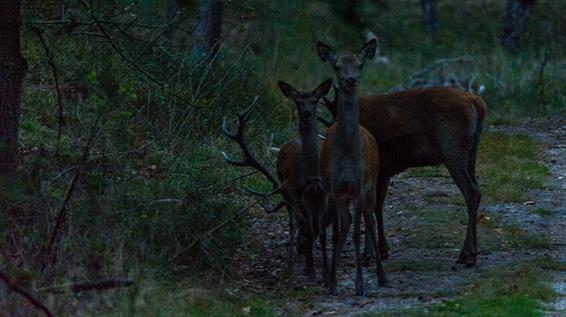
[287,205,297,287]
[320,199,332,287]
[352,199,365,296]
[304,235,315,280]
[296,221,309,256]
[363,186,387,288]
[329,199,350,295]
[364,176,390,263]
[328,203,340,295]
[445,160,481,267]
[319,214,329,286]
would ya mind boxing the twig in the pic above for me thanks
[169,189,278,263]
[70,279,133,293]
[80,0,199,109]
[0,271,54,317]
[27,24,65,157]
[36,116,101,272]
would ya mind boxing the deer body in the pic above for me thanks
[276,80,332,283]
[318,39,385,295]
[275,121,324,281]
[324,86,486,266]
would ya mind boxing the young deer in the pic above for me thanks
[276,79,332,282]
[317,39,385,295]
[322,85,486,267]
[222,80,332,285]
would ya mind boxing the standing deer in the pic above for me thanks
[317,39,386,295]
[321,80,486,268]
[276,79,332,282]
[222,80,332,285]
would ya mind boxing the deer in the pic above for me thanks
[222,79,333,285]
[320,67,486,268]
[317,39,386,296]
[275,79,333,282]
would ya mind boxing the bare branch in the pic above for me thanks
[26,24,65,157]
[0,271,53,317]
[36,116,101,272]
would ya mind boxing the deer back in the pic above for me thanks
[323,87,486,176]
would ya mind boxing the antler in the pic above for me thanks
[221,96,281,197]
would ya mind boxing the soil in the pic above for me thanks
[232,119,566,316]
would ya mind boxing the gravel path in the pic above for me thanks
[233,119,565,316]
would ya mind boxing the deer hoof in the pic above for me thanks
[456,252,477,267]
[327,282,338,296]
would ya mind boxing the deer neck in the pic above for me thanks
[331,87,362,185]
[299,119,321,179]
[335,88,360,150]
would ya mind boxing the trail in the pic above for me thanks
[232,119,565,316]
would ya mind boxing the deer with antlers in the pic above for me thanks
[317,39,386,295]
[222,79,332,284]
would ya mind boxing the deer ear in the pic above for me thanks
[278,81,299,100]
[359,38,377,61]
[317,42,337,64]
[313,79,333,99]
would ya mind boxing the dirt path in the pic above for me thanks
[233,119,565,316]
[493,119,566,316]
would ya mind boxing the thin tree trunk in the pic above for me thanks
[421,0,438,33]
[0,0,27,179]
[191,0,224,62]
[500,0,536,53]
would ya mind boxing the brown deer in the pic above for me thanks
[321,78,486,268]
[317,39,386,295]
[222,80,332,284]
[276,79,332,282]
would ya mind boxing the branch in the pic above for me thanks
[27,24,65,155]
[80,0,199,109]
[70,279,133,293]
[0,271,54,317]
[36,116,101,272]
[169,190,279,263]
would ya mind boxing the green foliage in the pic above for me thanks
[403,132,549,205]
[371,262,555,317]
[478,133,549,203]
[80,278,279,317]
[399,206,550,251]
[6,2,564,315]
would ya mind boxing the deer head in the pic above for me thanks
[317,39,377,92]
[278,79,333,121]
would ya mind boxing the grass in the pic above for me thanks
[531,207,554,217]
[79,281,280,317]
[371,262,556,317]
[397,207,551,251]
[403,132,549,204]
[478,133,549,203]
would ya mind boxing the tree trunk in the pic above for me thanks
[0,0,26,179]
[421,0,438,33]
[500,0,536,53]
[191,0,224,62]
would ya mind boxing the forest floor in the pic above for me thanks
[231,119,566,316]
